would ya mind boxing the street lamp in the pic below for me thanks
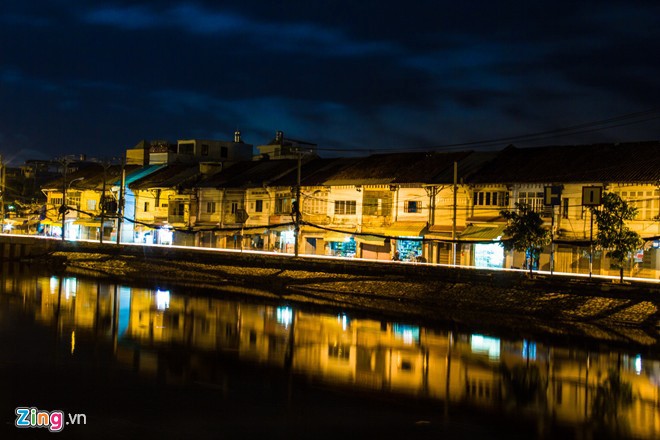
[61,177,84,241]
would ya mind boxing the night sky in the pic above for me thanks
[2,1,659,165]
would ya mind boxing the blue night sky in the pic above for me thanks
[1,1,659,165]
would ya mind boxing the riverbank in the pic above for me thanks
[48,248,660,355]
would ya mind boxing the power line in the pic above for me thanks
[313,109,660,154]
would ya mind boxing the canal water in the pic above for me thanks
[0,265,658,439]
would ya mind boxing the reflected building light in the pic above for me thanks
[50,276,58,294]
[393,324,420,345]
[156,289,170,310]
[277,306,293,328]
[471,334,501,360]
[64,278,77,299]
[118,287,132,339]
[522,340,537,361]
[337,314,349,331]
[635,354,642,375]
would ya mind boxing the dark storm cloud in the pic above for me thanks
[1,0,659,164]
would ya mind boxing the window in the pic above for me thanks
[334,200,356,215]
[562,198,569,219]
[304,196,326,215]
[230,202,238,214]
[201,144,209,156]
[221,146,228,158]
[404,200,422,213]
[172,203,185,217]
[51,197,63,206]
[275,196,291,214]
[143,202,150,212]
[363,191,391,216]
[473,191,508,207]
[179,142,194,155]
[615,190,660,220]
[255,199,263,213]
[87,200,97,211]
[206,202,216,214]
[67,191,81,208]
[517,191,544,212]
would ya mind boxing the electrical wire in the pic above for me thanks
[312,109,660,154]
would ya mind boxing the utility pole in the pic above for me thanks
[589,209,594,279]
[452,161,458,266]
[294,151,302,257]
[61,160,68,241]
[100,169,107,244]
[550,205,555,275]
[116,160,126,245]
[0,155,5,228]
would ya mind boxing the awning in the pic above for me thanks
[386,222,427,238]
[459,224,506,241]
[354,234,387,245]
[324,231,353,242]
[266,224,294,233]
[3,218,26,225]
[73,219,114,227]
[300,226,325,237]
[425,224,465,240]
[39,219,59,226]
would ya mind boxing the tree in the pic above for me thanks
[592,192,642,282]
[500,203,551,275]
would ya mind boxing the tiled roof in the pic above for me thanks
[41,163,142,190]
[323,151,473,186]
[197,160,299,189]
[129,163,200,190]
[469,142,660,184]
[268,158,359,187]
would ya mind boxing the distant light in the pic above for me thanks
[281,230,295,244]
[635,354,642,375]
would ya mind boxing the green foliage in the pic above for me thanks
[500,203,550,272]
[592,192,642,281]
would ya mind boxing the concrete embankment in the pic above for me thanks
[53,238,660,296]
[4,236,660,351]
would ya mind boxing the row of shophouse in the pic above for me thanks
[31,132,660,279]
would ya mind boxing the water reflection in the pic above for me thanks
[2,269,660,439]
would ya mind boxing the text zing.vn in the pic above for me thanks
[15,407,86,432]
